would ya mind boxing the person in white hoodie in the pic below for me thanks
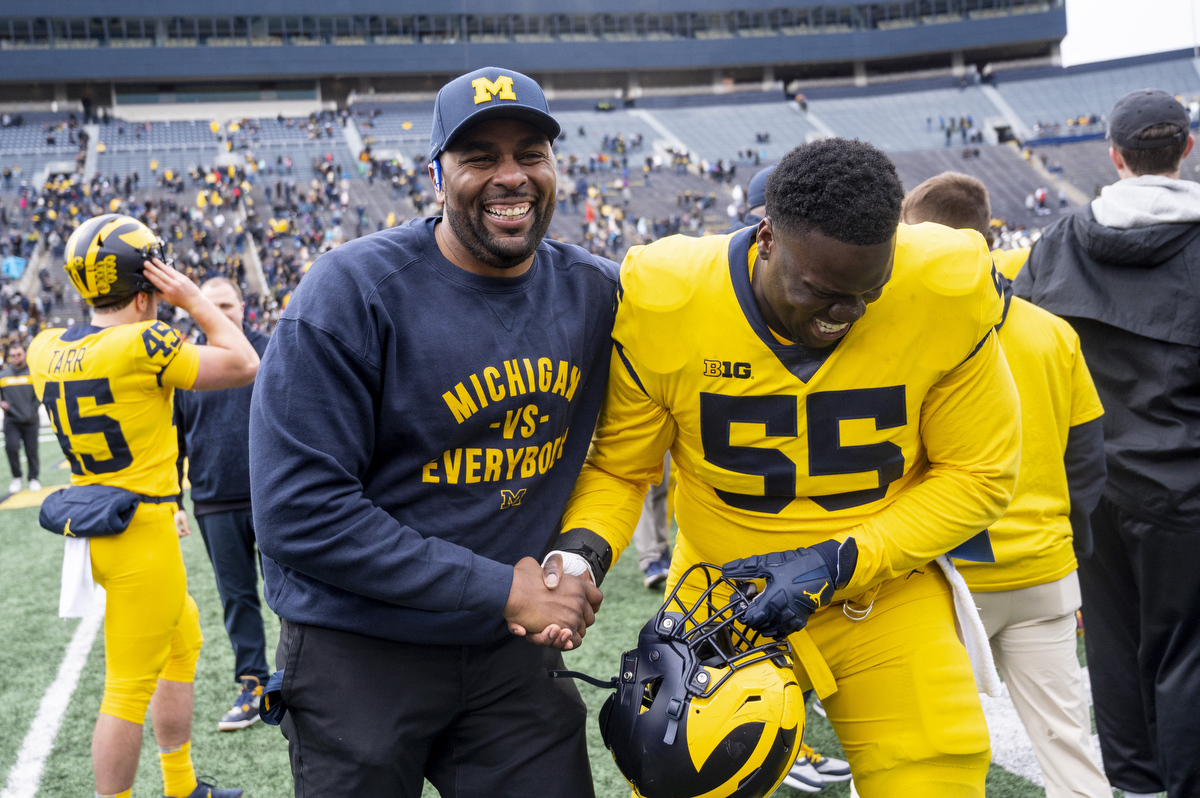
[1015,88,1200,798]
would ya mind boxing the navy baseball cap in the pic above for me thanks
[747,164,776,209]
[1109,89,1190,149]
[429,67,561,163]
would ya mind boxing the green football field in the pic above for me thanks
[0,438,1142,797]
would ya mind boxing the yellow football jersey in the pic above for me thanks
[561,223,1021,596]
[992,246,1029,280]
[28,320,199,497]
[957,296,1103,592]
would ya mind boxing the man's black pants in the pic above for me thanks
[275,620,594,798]
[1079,497,1200,796]
[196,509,269,683]
[3,418,37,481]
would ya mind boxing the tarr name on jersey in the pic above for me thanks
[45,345,88,375]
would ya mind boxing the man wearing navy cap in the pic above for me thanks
[1016,88,1200,797]
[728,163,775,231]
[251,67,615,797]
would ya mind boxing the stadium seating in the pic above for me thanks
[646,102,819,162]
[10,53,1200,329]
[0,112,85,158]
[99,119,220,152]
[891,144,1075,223]
[353,103,435,150]
[0,155,81,193]
[806,87,1003,152]
[998,59,1200,134]
[549,110,663,163]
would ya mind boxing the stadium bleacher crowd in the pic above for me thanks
[0,50,1197,356]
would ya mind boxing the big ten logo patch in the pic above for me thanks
[703,360,752,379]
[472,75,517,105]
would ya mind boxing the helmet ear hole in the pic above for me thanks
[640,676,663,713]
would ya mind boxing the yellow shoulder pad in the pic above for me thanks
[895,222,993,299]
[620,233,731,313]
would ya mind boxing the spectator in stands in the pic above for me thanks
[728,163,773,232]
[1015,88,1200,798]
[902,172,1112,798]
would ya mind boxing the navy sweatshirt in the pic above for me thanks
[249,217,618,645]
[175,326,270,514]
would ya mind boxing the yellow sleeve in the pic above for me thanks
[560,337,677,567]
[133,321,198,390]
[845,329,1021,592]
[161,341,199,390]
[1068,334,1104,427]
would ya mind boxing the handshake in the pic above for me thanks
[504,554,603,651]
[503,536,859,650]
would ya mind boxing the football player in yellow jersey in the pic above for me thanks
[992,245,1029,280]
[903,173,1112,797]
[27,214,259,798]
[545,140,1021,796]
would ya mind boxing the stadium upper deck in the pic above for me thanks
[0,0,1063,104]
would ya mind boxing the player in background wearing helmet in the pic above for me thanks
[546,139,1020,796]
[27,214,260,798]
[902,172,1112,798]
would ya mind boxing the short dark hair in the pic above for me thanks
[1116,123,1190,176]
[765,138,904,245]
[900,172,991,238]
[92,292,144,313]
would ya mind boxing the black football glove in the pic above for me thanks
[722,538,859,638]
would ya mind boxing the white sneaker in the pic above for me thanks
[28,479,40,492]
[806,746,851,782]
[812,696,827,718]
[7,477,21,494]
[785,757,825,792]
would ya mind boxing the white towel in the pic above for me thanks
[935,554,1002,698]
[59,537,105,618]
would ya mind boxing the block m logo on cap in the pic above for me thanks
[472,75,517,105]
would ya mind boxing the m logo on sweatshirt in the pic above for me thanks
[500,488,527,509]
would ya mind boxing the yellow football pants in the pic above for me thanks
[795,566,990,798]
[89,501,203,724]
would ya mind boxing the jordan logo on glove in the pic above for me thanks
[721,538,859,638]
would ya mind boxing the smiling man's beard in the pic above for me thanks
[444,193,554,271]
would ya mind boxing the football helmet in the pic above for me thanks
[557,563,803,798]
[64,214,166,306]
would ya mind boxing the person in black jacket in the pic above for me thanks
[1,342,39,494]
[1014,89,1200,798]
[175,277,272,732]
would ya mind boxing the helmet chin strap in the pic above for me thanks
[548,670,618,689]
